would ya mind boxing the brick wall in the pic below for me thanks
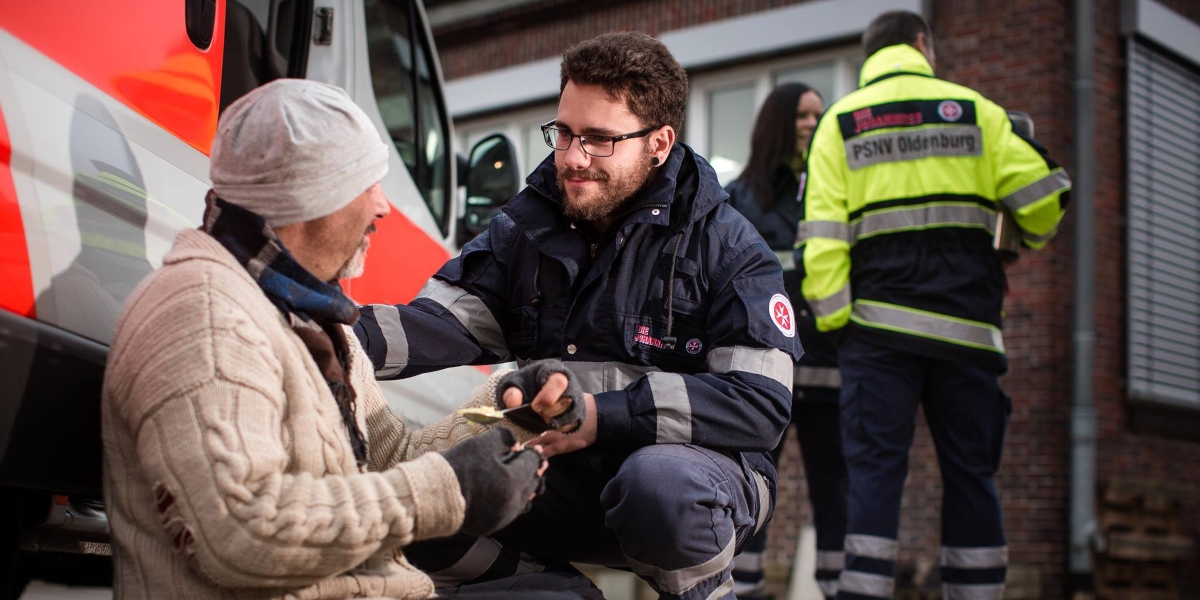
[433,1,1200,596]
[1091,0,1200,595]
[434,0,814,80]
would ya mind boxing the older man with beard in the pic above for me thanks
[100,79,596,600]
[353,33,803,600]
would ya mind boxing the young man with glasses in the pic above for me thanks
[355,31,802,600]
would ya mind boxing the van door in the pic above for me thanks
[306,0,489,424]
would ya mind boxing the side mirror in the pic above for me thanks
[458,133,521,246]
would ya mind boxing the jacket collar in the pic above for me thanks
[859,44,935,88]
[509,142,726,245]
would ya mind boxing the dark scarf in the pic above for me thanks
[202,191,368,468]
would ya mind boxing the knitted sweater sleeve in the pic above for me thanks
[361,364,542,472]
[111,269,465,589]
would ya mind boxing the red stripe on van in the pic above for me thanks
[0,1,225,154]
[0,104,35,317]
[342,209,452,305]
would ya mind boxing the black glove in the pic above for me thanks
[440,428,546,537]
[495,359,585,433]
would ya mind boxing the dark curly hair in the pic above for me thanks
[559,32,689,134]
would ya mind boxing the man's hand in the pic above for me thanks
[440,428,547,537]
[533,393,598,458]
[498,360,585,433]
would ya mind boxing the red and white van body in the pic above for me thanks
[0,0,485,508]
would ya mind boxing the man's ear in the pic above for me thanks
[650,126,676,164]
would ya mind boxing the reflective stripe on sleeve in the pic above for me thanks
[940,545,1008,569]
[706,346,794,390]
[817,550,846,571]
[851,300,1005,353]
[557,361,659,393]
[648,372,692,444]
[852,203,996,241]
[626,536,735,595]
[844,534,898,561]
[797,220,853,246]
[774,249,796,271]
[942,583,1006,600]
[839,571,895,598]
[1000,169,1071,212]
[370,304,409,378]
[796,365,842,388]
[417,279,511,360]
[809,283,852,318]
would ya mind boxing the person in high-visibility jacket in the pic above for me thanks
[798,11,1070,600]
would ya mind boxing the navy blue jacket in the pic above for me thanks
[354,143,802,492]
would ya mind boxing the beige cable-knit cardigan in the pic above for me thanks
[102,229,527,600]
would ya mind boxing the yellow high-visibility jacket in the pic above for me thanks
[799,44,1070,365]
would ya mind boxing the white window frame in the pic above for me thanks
[686,45,863,183]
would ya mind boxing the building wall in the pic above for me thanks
[1091,0,1200,595]
[433,1,1200,597]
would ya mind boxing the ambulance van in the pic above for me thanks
[0,0,517,589]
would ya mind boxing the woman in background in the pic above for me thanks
[726,83,846,600]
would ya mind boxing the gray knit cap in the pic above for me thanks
[210,79,389,227]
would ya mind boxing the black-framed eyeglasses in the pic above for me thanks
[540,121,659,158]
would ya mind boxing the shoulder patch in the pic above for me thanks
[769,293,796,338]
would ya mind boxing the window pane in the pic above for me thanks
[365,0,452,234]
[774,60,836,104]
[707,84,756,186]
[525,124,551,173]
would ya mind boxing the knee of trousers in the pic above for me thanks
[600,446,747,565]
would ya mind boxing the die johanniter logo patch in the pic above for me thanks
[633,324,664,349]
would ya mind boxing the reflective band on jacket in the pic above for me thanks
[816,550,846,571]
[1000,169,1071,211]
[810,283,852,318]
[627,536,735,595]
[797,204,996,247]
[774,249,796,271]
[844,534,898,561]
[417,279,511,360]
[844,125,983,170]
[851,301,1005,353]
[548,360,660,393]
[853,203,996,241]
[707,346,794,390]
[648,372,692,444]
[839,571,894,598]
[371,304,409,378]
[940,546,1008,569]
[797,220,853,245]
[942,583,1006,600]
[796,366,842,388]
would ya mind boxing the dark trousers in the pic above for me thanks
[835,333,1010,600]
[408,444,762,600]
[732,397,847,599]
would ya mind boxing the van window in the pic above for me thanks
[220,0,311,113]
[364,0,452,235]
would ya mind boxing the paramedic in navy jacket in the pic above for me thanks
[355,32,802,600]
